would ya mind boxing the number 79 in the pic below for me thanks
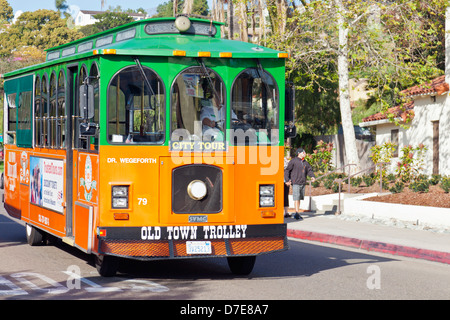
[138,198,148,205]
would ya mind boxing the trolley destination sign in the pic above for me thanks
[99,224,287,241]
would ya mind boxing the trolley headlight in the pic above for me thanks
[187,180,208,201]
[259,184,275,207]
[112,185,129,209]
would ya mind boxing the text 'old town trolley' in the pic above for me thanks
[2,16,295,276]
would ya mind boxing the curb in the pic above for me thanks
[287,228,450,265]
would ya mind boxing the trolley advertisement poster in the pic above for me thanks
[30,157,64,213]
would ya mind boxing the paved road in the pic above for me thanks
[2,210,450,301]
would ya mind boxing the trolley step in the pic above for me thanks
[62,236,75,246]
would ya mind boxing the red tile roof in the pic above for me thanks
[362,75,448,123]
[401,75,449,97]
[362,101,414,123]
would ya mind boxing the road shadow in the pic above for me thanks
[1,210,395,284]
[0,212,26,246]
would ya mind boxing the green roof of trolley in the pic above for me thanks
[3,16,287,79]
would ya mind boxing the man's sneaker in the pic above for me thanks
[293,212,303,220]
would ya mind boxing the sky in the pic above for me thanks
[7,0,168,18]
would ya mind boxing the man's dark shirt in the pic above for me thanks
[284,157,315,185]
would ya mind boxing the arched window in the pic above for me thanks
[88,63,99,151]
[41,74,49,147]
[170,67,226,148]
[107,65,165,144]
[75,65,88,149]
[35,76,42,147]
[57,70,66,148]
[49,72,57,147]
[231,68,279,145]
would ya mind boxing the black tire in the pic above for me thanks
[227,256,256,275]
[95,255,119,277]
[26,224,45,246]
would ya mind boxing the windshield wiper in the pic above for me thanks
[197,57,223,105]
[133,56,156,110]
[255,58,277,134]
[255,58,277,106]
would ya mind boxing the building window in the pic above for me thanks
[391,129,399,157]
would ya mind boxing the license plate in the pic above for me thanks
[186,241,212,254]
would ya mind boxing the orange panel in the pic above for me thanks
[74,202,94,252]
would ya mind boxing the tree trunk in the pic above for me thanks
[335,0,360,173]
[173,0,178,16]
[237,0,248,42]
[258,0,264,45]
[183,0,194,14]
[228,0,234,39]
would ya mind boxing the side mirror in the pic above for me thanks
[285,82,295,123]
[285,82,296,139]
[79,84,94,119]
[285,125,297,139]
[80,122,98,136]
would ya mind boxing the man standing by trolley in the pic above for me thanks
[284,148,316,220]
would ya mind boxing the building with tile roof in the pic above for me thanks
[360,73,450,175]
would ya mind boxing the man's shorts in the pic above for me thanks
[292,184,306,201]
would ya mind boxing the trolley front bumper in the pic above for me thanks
[97,223,288,260]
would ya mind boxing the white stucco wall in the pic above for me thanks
[74,12,99,27]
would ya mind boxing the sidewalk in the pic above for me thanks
[286,211,450,265]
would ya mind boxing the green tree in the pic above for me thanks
[0,0,13,23]
[55,0,69,15]
[152,0,209,18]
[0,9,83,56]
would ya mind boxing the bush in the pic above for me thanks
[350,176,362,187]
[396,144,427,181]
[323,178,334,189]
[441,176,450,193]
[430,174,441,186]
[331,181,340,193]
[389,181,404,194]
[362,174,375,187]
[304,140,334,173]
[409,179,430,193]
[387,173,396,182]
[381,177,390,190]
[312,180,320,188]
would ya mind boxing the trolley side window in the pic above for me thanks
[4,74,33,146]
[41,74,49,147]
[107,66,165,144]
[6,92,17,144]
[231,68,279,145]
[17,91,32,147]
[35,76,42,147]
[89,63,99,151]
[57,70,66,149]
[49,72,57,147]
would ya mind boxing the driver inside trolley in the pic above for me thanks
[200,79,237,141]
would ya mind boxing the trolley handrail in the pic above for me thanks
[306,163,356,212]
[334,162,389,214]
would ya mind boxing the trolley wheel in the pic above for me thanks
[95,255,119,277]
[26,224,45,246]
[227,256,256,275]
